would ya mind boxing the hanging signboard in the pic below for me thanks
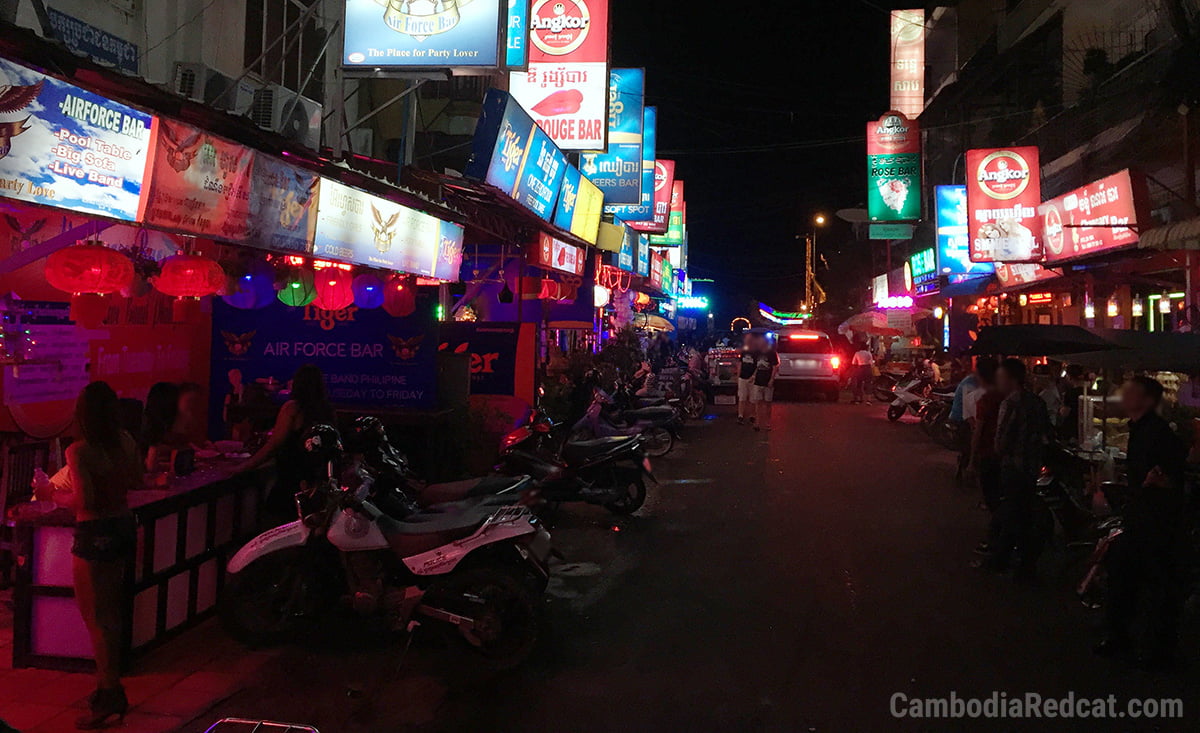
[935,184,993,276]
[606,105,655,220]
[994,262,1059,289]
[313,178,464,280]
[649,249,663,289]
[247,155,319,254]
[872,274,890,304]
[649,179,684,245]
[342,0,503,69]
[142,119,254,241]
[867,111,921,222]
[0,56,152,222]
[890,10,925,118]
[1039,169,1150,264]
[617,224,634,271]
[552,163,601,243]
[909,247,938,295]
[467,88,567,221]
[46,9,140,75]
[636,233,650,276]
[508,0,610,150]
[505,0,532,69]
[966,146,1043,263]
[630,159,674,234]
[869,223,914,240]
[582,68,643,205]
[529,231,585,275]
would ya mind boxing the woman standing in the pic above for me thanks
[69,382,142,729]
[240,364,334,515]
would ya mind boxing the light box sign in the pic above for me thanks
[909,247,937,295]
[966,146,1043,263]
[606,104,656,220]
[630,158,674,234]
[505,0,531,69]
[143,119,254,241]
[313,178,464,280]
[583,68,644,206]
[553,163,602,243]
[529,231,585,275]
[1040,169,1150,264]
[649,249,663,289]
[935,185,993,276]
[890,10,925,118]
[342,0,503,68]
[46,9,139,75]
[247,155,319,254]
[636,233,650,276]
[0,56,151,222]
[867,112,920,222]
[467,88,567,221]
[508,0,609,150]
[618,224,634,271]
[872,273,889,304]
[650,180,685,246]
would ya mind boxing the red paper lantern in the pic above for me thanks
[154,254,225,298]
[314,268,354,311]
[69,293,110,329]
[383,275,416,318]
[45,244,133,295]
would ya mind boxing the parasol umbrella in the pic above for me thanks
[634,314,675,332]
[1058,330,1200,373]
[838,311,888,335]
[970,325,1123,356]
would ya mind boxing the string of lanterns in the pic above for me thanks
[44,239,426,327]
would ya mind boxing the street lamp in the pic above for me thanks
[805,215,828,311]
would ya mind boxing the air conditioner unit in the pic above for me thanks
[250,85,323,151]
[172,63,256,114]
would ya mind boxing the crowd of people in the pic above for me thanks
[954,358,1191,669]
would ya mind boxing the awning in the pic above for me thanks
[970,325,1123,356]
[1137,216,1200,251]
[941,275,996,298]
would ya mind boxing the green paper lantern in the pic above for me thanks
[277,268,316,307]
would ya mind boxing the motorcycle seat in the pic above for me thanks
[637,397,667,407]
[563,435,640,461]
[420,475,526,505]
[378,497,500,536]
[623,406,675,420]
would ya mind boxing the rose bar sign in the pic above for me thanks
[1039,169,1150,265]
[966,146,1043,263]
[867,112,921,222]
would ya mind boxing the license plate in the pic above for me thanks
[792,359,818,369]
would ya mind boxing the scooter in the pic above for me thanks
[498,409,655,515]
[573,389,676,456]
[220,426,551,668]
[886,373,932,421]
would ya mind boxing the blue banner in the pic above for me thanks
[606,105,655,221]
[636,233,650,276]
[210,299,438,433]
[504,0,530,69]
[46,9,139,74]
[467,88,566,221]
[582,68,644,206]
[935,185,994,276]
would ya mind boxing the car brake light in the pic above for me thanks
[788,333,820,340]
[830,356,841,370]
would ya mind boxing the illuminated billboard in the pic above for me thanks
[1039,169,1150,264]
[935,185,993,276]
[343,0,503,68]
[890,10,925,118]
[630,159,674,234]
[909,247,937,295]
[649,180,685,246]
[509,0,610,150]
[505,0,531,69]
[582,68,644,205]
[553,164,602,243]
[966,146,1043,263]
[866,112,920,222]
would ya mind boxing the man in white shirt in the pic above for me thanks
[851,343,874,404]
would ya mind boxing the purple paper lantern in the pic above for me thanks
[352,273,385,309]
[222,260,275,309]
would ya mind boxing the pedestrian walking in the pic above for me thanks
[1095,376,1189,669]
[850,342,874,404]
[950,355,980,479]
[964,357,1001,550]
[751,338,780,431]
[974,358,1051,581]
[737,334,759,425]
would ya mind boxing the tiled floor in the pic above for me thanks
[0,590,275,733]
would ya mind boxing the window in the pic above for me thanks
[778,335,833,355]
[243,0,328,102]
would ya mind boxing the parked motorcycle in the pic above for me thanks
[220,426,551,668]
[886,373,933,421]
[498,408,655,515]
[574,388,677,457]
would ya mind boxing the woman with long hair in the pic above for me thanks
[140,381,180,472]
[69,381,142,729]
[240,365,334,514]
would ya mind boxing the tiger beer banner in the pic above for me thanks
[141,119,255,242]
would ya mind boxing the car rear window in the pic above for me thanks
[777,335,833,354]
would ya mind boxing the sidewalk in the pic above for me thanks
[0,590,276,733]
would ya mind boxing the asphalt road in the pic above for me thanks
[188,401,1200,732]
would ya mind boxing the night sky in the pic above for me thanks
[610,0,914,324]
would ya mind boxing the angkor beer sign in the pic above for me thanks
[890,10,925,118]
[867,112,921,222]
[1039,169,1149,264]
[966,146,1043,263]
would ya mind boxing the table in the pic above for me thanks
[8,459,273,671]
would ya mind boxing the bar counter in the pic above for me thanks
[8,458,273,671]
